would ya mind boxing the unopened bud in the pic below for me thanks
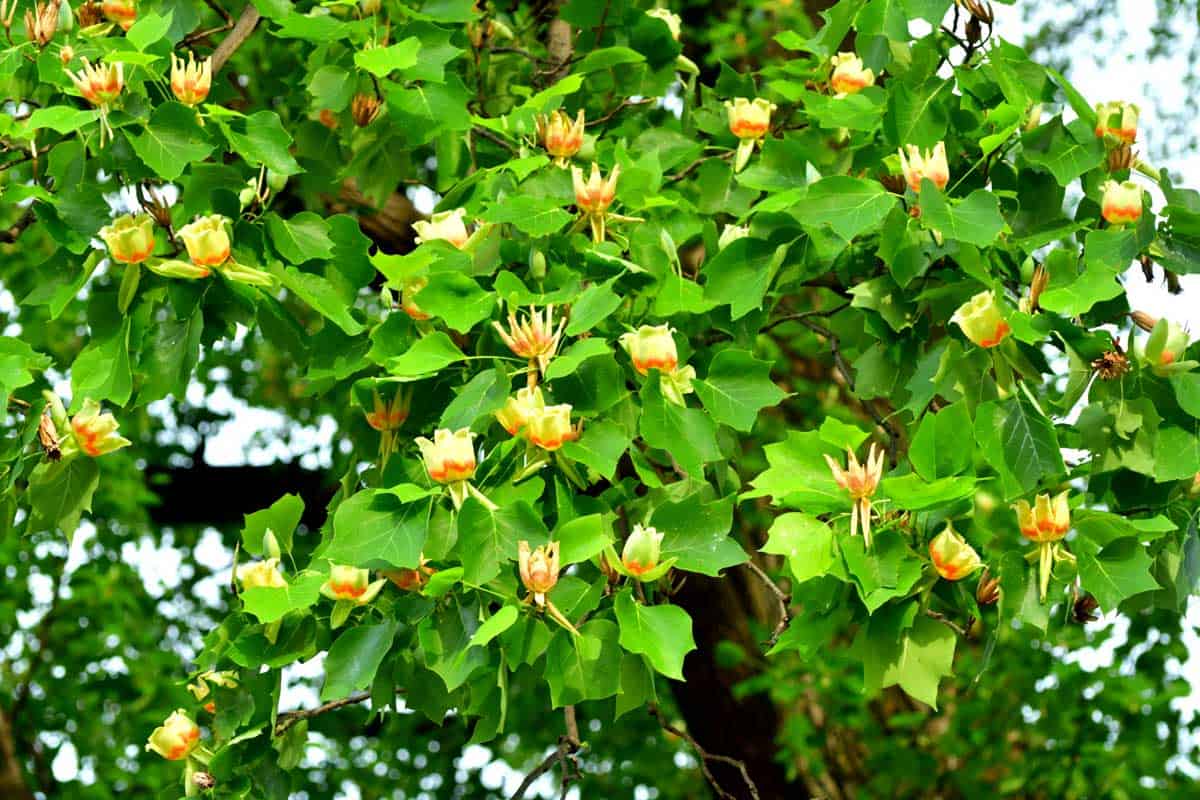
[263,529,281,559]
[1130,310,1158,333]
[1023,103,1042,132]
[975,569,1000,606]
[529,249,547,281]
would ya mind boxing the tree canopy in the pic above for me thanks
[2,0,1200,798]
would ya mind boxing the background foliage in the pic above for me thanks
[3,0,1200,798]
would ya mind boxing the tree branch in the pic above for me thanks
[649,704,761,800]
[211,3,261,75]
[510,706,582,800]
[274,688,404,735]
[0,210,36,244]
[742,560,791,649]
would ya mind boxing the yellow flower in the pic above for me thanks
[495,386,545,436]
[824,442,885,546]
[320,565,386,605]
[493,307,566,373]
[236,558,287,590]
[364,387,409,432]
[413,208,469,248]
[951,290,1010,349]
[928,524,983,581]
[1094,100,1139,144]
[1013,491,1070,543]
[526,403,579,451]
[725,97,775,140]
[178,215,232,267]
[99,213,155,264]
[69,398,131,457]
[536,109,585,162]
[171,52,212,107]
[622,524,665,576]
[1100,179,1143,225]
[101,0,136,30]
[415,428,476,484]
[65,58,123,107]
[518,541,560,603]
[619,324,678,376]
[898,141,949,193]
[572,163,619,216]
[145,710,200,761]
[830,52,874,96]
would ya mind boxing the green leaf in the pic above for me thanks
[242,493,305,556]
[456,499,548,585]
[555,514,613,566]
[694,349,788,431]
[614,589,695,681]
[216,111,303,176]
[909,402,973,480]
[129,102,215,182]
[266,212,335,264]
[918,186,1005,247]
[388,332,467,377]
[354,37,422,77]
[71,319,133,408]
[564,278,622,336]
[27,457,100,539]
[651,493,747,576]
[841,530,924,613]
[638,371,720,479]
[481,195,573,237]
[997,387,1066,493]
[1023,117,1104,186]
[560,420,630,480]
[794,177,897,241]
[126,11,172,50]
[277,266,364,336]
[17,106,99,135]
[240,572,325,624]
[439,368,509,430]
[467,606,519,649]
[1076,538,1160,610]
[881,474,977,511]
[702,238,789,321]
[885,79,950,147]
[544,338,612,381]
[321,621,399,701]
[761,513,836,584]
[861,603,956,708]
[745,430,851,514]
[545,619,622,707]
[326,489,434,569]
[137,307,203,404]
[413,273,495,333]
[1154,427,1200,482]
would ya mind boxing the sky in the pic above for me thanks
[12,1,1200,796]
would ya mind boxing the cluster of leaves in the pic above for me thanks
[2,0,1199,797]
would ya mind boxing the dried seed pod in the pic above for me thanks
[351,93,381,127]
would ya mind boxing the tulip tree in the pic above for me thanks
[2,0,1200,798]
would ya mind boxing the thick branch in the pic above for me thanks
[211,4,261,75]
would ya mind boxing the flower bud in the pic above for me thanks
[518,540,560,601]
[66,57,123,107]
[526,403,578,451]
[1140,317,1192,374]
[351,92,382,127]
[262,529,281,560]
[170,52,211,107]
[718,224,749,250]
[1100,179,1143,225]
[216,259,276,288]
[145,710,200,761]
[572,163,619,216]
[1013,491,1070,543]
[75,0,104,27]
[1072,592,1100,623]
[950,290,1010,349]
[898,142,949,193]
[99,213,155,265]
[1130,310,1158,333]
[401,277,430,321]
[928,524,983,581]
[145,259,212,280]
[619,324,678,375]
[59,44,74,64]
[495,386,544,436]
[725,97,775,141]
[321,565,386,605]
[178,215,232,267]
[529,249,547,281]
[101,0,135,29]
[829,52,874,96]
[413,208,470,248]
[69,398,131,457]
[1023,103,1043,132]
[621,523,665,576]
[359,0,379,14]
[1094,100,1139,144]
[236,557,287,590]
[415,428,476,483]
[646,7,681,40]
[976,569,1000,605]
[536,109,585,163]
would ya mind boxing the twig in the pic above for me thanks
[510,706,582,800]
[924,609,968,638]
[743,560,791,648]
[761,302,850,333]
[472,125,519,154]
[666,151,733,184]
[586,97,655,128]
[274,688,405,735]
[211,3,261,75]
[649,704,760,800]
[0,210,35,244]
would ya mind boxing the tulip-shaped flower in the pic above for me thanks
[401,276,431,321]
[830,52,874,96]
[145,710,201,761]
[572,162,621,243]
[951,290,1010,349]
[493,306,566,374]
[187,670,238,714]
[382,554,436,592]
[526,404,579,452]
[928,524,983,581]
[647,7,682,40]
[536,109,585,165]
[1136,317,1196,376]
[496,386,545,436]
[1094,100,1139,144]
[898,142,950,193]
[236,558,286,590]
[416,428,477,508]
[619,324,696,406]
[413,208,470,248]
[1014,491,1074,601]
[68,398,131,457]
[604,523,677,583]
[518,540,576,633]
[725,97,776,171]
[66,58,123,143]
[178,215,230,267]
[1100,179,1143,225]
[364,387,410,432]
[824,442,885,546]
[99,213,155,265]
[321,565,385,604]
[101,0,136,30]
[171,52,212,107]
